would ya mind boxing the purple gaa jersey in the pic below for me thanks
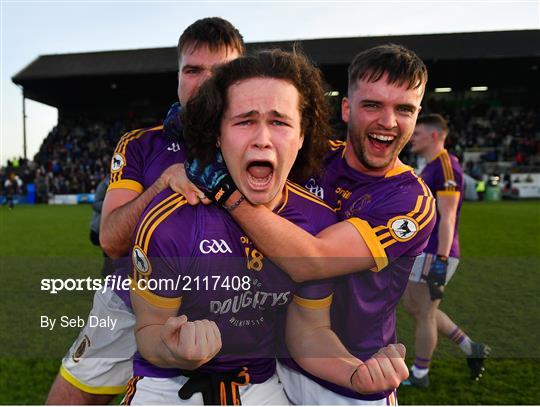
[130,181,337,383]
[107,104,186,305]
[420,149,464,258]
[286,140,436,400]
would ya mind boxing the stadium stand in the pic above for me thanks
[5,30,539,201]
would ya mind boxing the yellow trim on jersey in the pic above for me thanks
[415,196,435,224]
[293,293,333,309]
[107,179,144,193]
[135,193,184,248]
[110,128,145,183]
[141,198,187,252]
[416,174,430,197]
[384,165,413,178]
[430,149,445,163]
[131,279,183,309]
[275,183,289,214]
[407,195,424,217]
[59,365,126,395]
[438,149,458,192]
[328,139,346,151]
[437,190,461,197]
[286,181,335,212]
[419,197,436,230]
[345,218,388,272]
[111,125,163,182]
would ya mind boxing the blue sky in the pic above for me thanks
[2,0,539,163]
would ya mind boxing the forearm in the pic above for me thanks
[436,217,455,257]
[101,180,166,258]
[286,322,359,390]
[228,193,373,281]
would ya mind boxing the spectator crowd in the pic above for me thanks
[2,103,539,202]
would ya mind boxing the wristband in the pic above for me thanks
[223,194,245,212]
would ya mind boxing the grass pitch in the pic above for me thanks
[0,201,538,404]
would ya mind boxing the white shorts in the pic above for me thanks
[124,373,290,405]
[60,289,136,394]
[276,361,397,405]
[408,253,459,284]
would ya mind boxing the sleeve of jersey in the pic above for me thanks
[345,184,436,272]
[130,191,189,309]
[435,155,463,198]
[107,129,146,193]
[293,279,334,310]
[292,205,336,309]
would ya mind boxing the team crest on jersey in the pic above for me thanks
[444,180,457,188]
[111,153,125,172]
[132,245,151,275]
[388,216,419,242]
[72,334,91,363]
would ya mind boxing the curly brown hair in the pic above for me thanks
[182,48,332,183]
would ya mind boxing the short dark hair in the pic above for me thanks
[182,49,332,183]
[348,44,428,94]
[417,113,449,134]
[177,17,245,64]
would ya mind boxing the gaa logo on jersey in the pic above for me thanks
[444,180,457,188]
[111,153,125,172]
[132,245,151,275]
[304,178,324,199]
[388,216,419,242]
[199,239,232,254]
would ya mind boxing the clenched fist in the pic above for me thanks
[351,343,408,394]
[160,315,222,370]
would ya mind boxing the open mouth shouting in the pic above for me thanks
[246,160,275,191]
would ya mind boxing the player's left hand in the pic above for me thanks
[185,151,238,205]
[350,344,408,394]
[426,255,447,300]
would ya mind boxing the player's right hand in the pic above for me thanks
[351,343,408,394]
[160,315,222,370]
[185,151,238,205]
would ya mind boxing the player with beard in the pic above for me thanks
[184,44,436,405]
[46,17,245,405]
[124,49,408,405]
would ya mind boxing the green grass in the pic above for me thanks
[0,201,539,404]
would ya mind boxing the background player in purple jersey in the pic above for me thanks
[184,44,434,404]
[45,17,245,405]
[402,114,490,387]
[127,49,409,405]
